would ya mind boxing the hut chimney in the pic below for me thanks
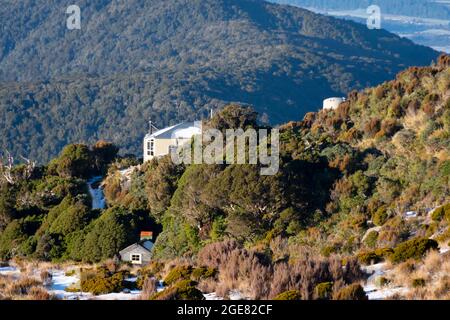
[140,231,153,242]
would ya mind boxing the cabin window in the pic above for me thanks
[131,254,142,263]
[147,139,155,156]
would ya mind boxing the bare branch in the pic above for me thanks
[0,150,36,184]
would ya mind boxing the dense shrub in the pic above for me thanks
[431,208,444,222]
[207,104,258,132]
[357,251,382,265]
[91,141,119,174]
[0,219,32,260]
[320,246,337,257]
[377,216,410,247]
[136,261,164,289]
[364,231,379,248]
[150,280,204,300]
[431,204,450,222]
[80,207,146,262]
[364,118,381,137]
[191,267,217,281]
[144,157,185,223]
[435,227,450,243]
[374,247,394,258]
[164,265,193,286]
[274,290,301,300]
[32,176,88,208]
[374,276,389,287]
[333,283,367,300]
[314,282,333,300]
[80,268,129,295]
[390,238,439,263]
[411,278,426,288]
[64,284,81,293]
[48,197,93,236]
[48,144,93,178]
[372,207,389,226]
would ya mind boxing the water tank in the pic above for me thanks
[323,97,345,110]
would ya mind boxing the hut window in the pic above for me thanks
[131,254,141,263]
[148,139,154,156]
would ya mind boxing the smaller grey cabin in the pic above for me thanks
[119,240,153,265]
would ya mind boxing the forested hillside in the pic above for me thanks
[0,0,438,163]
[0,56,449,299]
[1,55,448,261]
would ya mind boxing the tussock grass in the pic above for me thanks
[387,250,450,299]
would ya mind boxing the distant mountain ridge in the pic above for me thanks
[270,0,450,20]
[0,0,439,163]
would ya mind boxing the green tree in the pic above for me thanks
[206,104,258,132]
[0,188,16,231]
[48,144,93,178]
[91,140,119,174]
[0,219,28,259]
[145,157,185,222]
[49,198,93,236]
[81,207,140,262]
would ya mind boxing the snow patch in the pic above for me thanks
[366,287,408,300]
[48,270,143,300]
[362,262,410,300]
[0,266,20,276]
[87,176,106,210]
[203,290,247,300]
[92,290,141,300]
[204,292,223,300]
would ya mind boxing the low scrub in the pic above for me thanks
[357,251,382,265]
[375,276,389,287]
[191,267,217,281]
[197,240,365,300]
[431,204,450,222]
[150,280,204,300]
[163,265,193,286]
[139,277,158,300]
[357,248,393,265]
[333,283,367,300]
[274,290,301,300]
[136,261,164,289]
[80,268,129,295]
[389,238,439,264]
[372,207,389,226]
[314,282,333,300]
[364,231,379,248]
[411,278,426,288]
